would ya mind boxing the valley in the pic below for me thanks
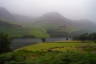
[0,6,96,64]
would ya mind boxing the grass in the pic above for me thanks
[17,41,95,52]
[1,41,96,64]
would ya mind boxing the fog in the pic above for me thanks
[0,0,96,21]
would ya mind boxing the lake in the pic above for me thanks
[11,37,69,49]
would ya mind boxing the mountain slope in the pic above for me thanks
[0,7,15,21]
[32,12,75,37]
[0,7,96,37]
[0,7,35,25]
[0,7,49,38]
[0,19,27,37]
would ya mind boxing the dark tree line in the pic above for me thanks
[74,33,96,42]
[0,33,11,54]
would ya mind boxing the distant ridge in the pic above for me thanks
[0,7,96,37]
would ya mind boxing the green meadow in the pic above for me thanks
[17,41,94,52]
[1,41,96,64]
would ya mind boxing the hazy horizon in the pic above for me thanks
[0,0,96,21]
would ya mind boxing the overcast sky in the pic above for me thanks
[0,0,96,21]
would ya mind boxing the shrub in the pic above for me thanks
[0,33,11,54]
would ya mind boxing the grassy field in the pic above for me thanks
[17,41,94,51]
[1,41,96,64]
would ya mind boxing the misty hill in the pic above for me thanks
[0,7,15,21]
[0,8,71,37]
[32,12,96,37]
[0,19,28,37]
[35,12,71,25]
[13,15,36,26]
[71,20,96,36]
[0,7,96,37]
[0,7,49,37]
[0,7,35,25]
[32,12,77,37]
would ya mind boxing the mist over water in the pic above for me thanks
[0,0,95,21]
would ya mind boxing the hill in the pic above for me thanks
[0,7,35,25]
[0,19,27,37]
[71,20,96,36]
[32,12,75,37]
[31,12,96,37]
[0,7,49,38]
[0,7,96,37]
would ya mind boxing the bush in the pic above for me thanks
[1,51,96,64]
[0,33,11,54]
[35,51,96,64]
[74,33,96,42]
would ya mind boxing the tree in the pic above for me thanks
[76,33,89,41]
[0,33,11,54]
[88,33,96,41]
[73,32,96,42]
[41,38,46,42]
